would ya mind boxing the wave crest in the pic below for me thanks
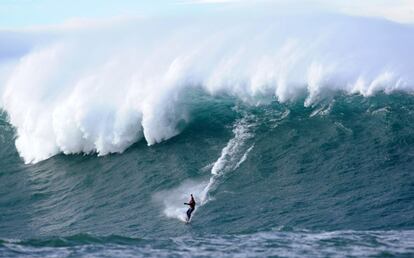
[1,14,414,163]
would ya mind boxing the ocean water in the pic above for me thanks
[1,12,414,258]
[1,92,414,257]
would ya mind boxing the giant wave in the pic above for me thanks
[0,13,414,163]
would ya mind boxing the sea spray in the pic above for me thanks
[157,112,256,221]
[200,114,256,204]
[1,14,414,163]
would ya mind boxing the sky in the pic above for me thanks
[0,0,413,29]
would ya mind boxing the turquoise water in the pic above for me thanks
[1,92,413,257]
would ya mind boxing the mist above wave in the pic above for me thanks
[1,12,413,163]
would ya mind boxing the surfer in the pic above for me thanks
[184,194,196,221]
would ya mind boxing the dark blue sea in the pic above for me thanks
[1,92,414,257]
[1,12,414,258]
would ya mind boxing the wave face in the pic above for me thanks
[1,91,414,257]
[1,9,414,257]
[1,14,414,163]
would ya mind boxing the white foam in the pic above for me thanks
[158,114,255,221]
[155,116,254,221]
[211,117,254,176]
[1,13,414,163]
[155,180,209,222]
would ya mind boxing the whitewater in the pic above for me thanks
[1,8,414,258]
[158,111,256,222]
[1,13,414,164]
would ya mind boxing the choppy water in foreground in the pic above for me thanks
[1,93,414,257]
[1,230,414,257]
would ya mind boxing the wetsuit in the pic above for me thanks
[184,196,196,220]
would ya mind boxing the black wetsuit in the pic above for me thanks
[185,197,196,220]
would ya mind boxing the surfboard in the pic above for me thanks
[185,216,193,224]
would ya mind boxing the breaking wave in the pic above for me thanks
[1,13,414,163]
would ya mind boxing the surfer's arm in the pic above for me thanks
[184,203,189,205]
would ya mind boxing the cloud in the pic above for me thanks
[185,0,414,24]
[336,0,414,24]
[6,15,142,34]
